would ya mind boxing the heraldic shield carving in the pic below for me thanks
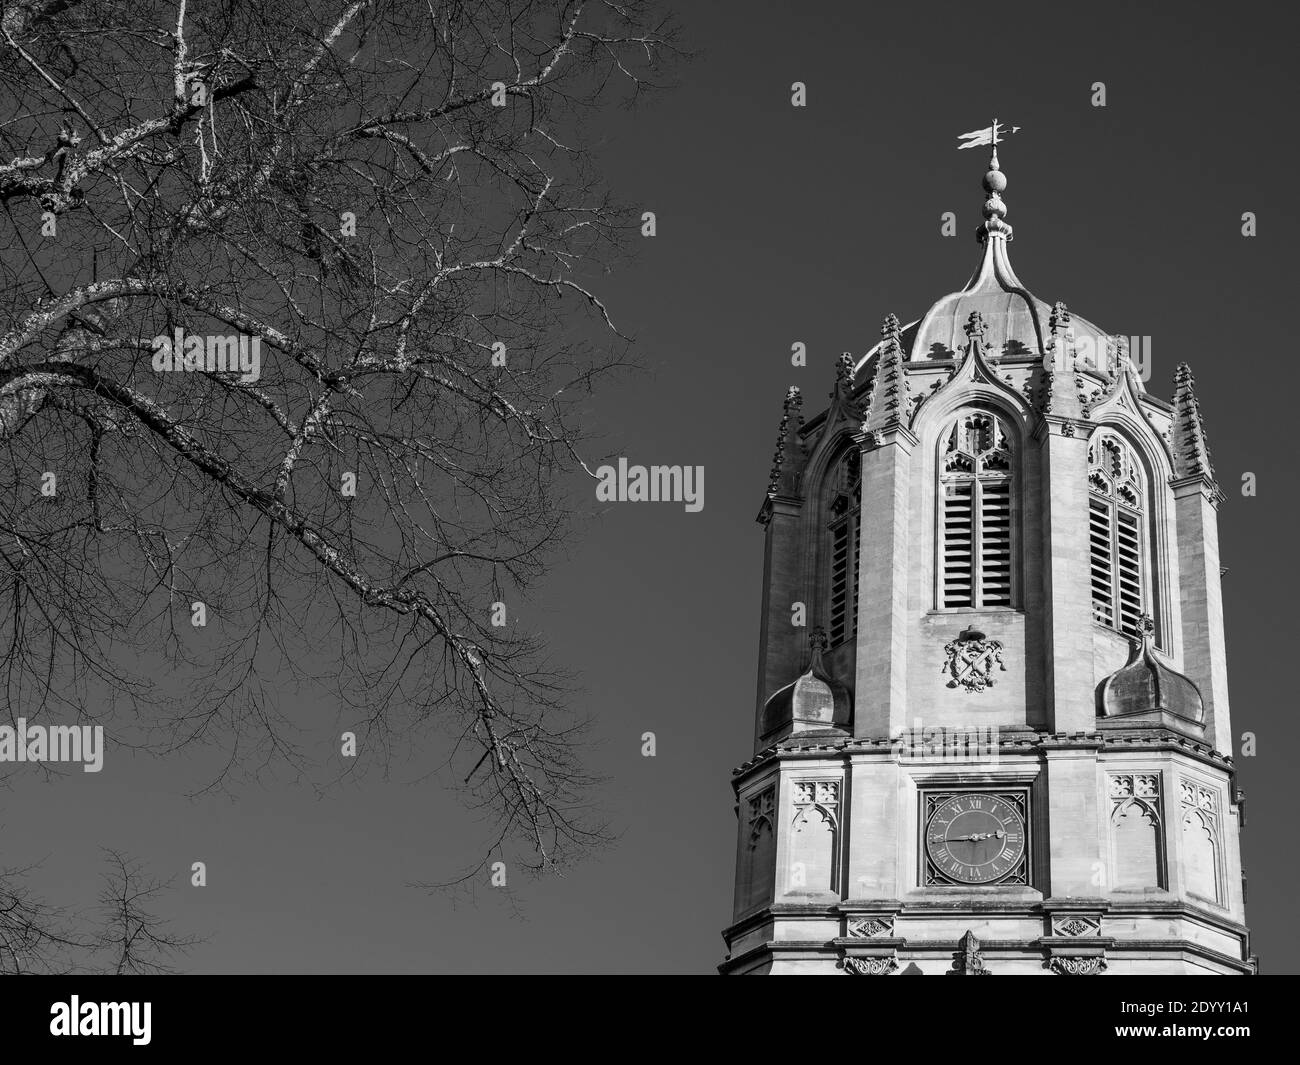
[942,627,1006,693]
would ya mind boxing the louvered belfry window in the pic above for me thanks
[827,449,861,647]
[939,413,1013,608]
[1088,432,1147,636]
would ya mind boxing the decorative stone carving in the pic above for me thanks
[942,627,1006,693]
[794,779,840,807]
[1038,370,1054,415]
[1050,955,1107,976]
[1052,915,1101,938]
[843,954,899,975]
[952,930,991,975]
[1180,779,1217,812]
[834,351,855,394]
[847,915,894,938]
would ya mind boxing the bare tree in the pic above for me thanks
[0,856,81,973]
[92,850,200,974]
[0,849,197,973]
[0,0,681,878]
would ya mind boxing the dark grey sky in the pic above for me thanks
[5,0,1296,973]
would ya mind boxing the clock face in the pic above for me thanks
[925,792,1026,885]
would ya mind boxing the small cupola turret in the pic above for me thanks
[758,628,852,742]
[1098,615,1205,737]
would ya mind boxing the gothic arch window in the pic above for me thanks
[826,448,861,647]
[1112,801,1164,889]
[1109,773,1165,891]
[1182,811,1221,905]
[788,780,840,895]
[1088,431,1148,637]
[740,786,776,912]
[1179,779,1223,906]
[938,412,1014,609]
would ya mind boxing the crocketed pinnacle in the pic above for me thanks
[863,313,909,434]
[1171,363,1216,482]
[767,386,804,497]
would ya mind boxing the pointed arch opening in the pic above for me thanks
[937,411,1015,609]
[1182,809,1222,906]
[825,448,861,648]
[1088,430,1150,638]
[1111,799,1164,890]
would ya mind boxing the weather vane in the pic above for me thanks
[957,119,1021,166]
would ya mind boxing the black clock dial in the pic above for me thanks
[925,793,1026,885]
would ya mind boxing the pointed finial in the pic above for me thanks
[1114,335,1134,376]
[1171,363,1216,482]
[1049,300,1071,333]
[834,352,855,398]
[1137,612,1155,646]
[809,626,829,668]
[955,930,990,975]
[964,310,988,343]
[880,312,906,363]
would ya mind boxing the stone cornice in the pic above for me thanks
[1169,472,1225,508]
[731,726,1234,786]
[719,933,1254,975]
[755,493,802,525]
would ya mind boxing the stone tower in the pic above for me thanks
[722,147,1254,975]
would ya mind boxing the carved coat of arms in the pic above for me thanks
[942,629,1006,693]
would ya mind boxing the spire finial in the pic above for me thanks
[1137,612,1155,646]
[957,118,1020,244]
[809,626,829,669]
[980,158,1011,241]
